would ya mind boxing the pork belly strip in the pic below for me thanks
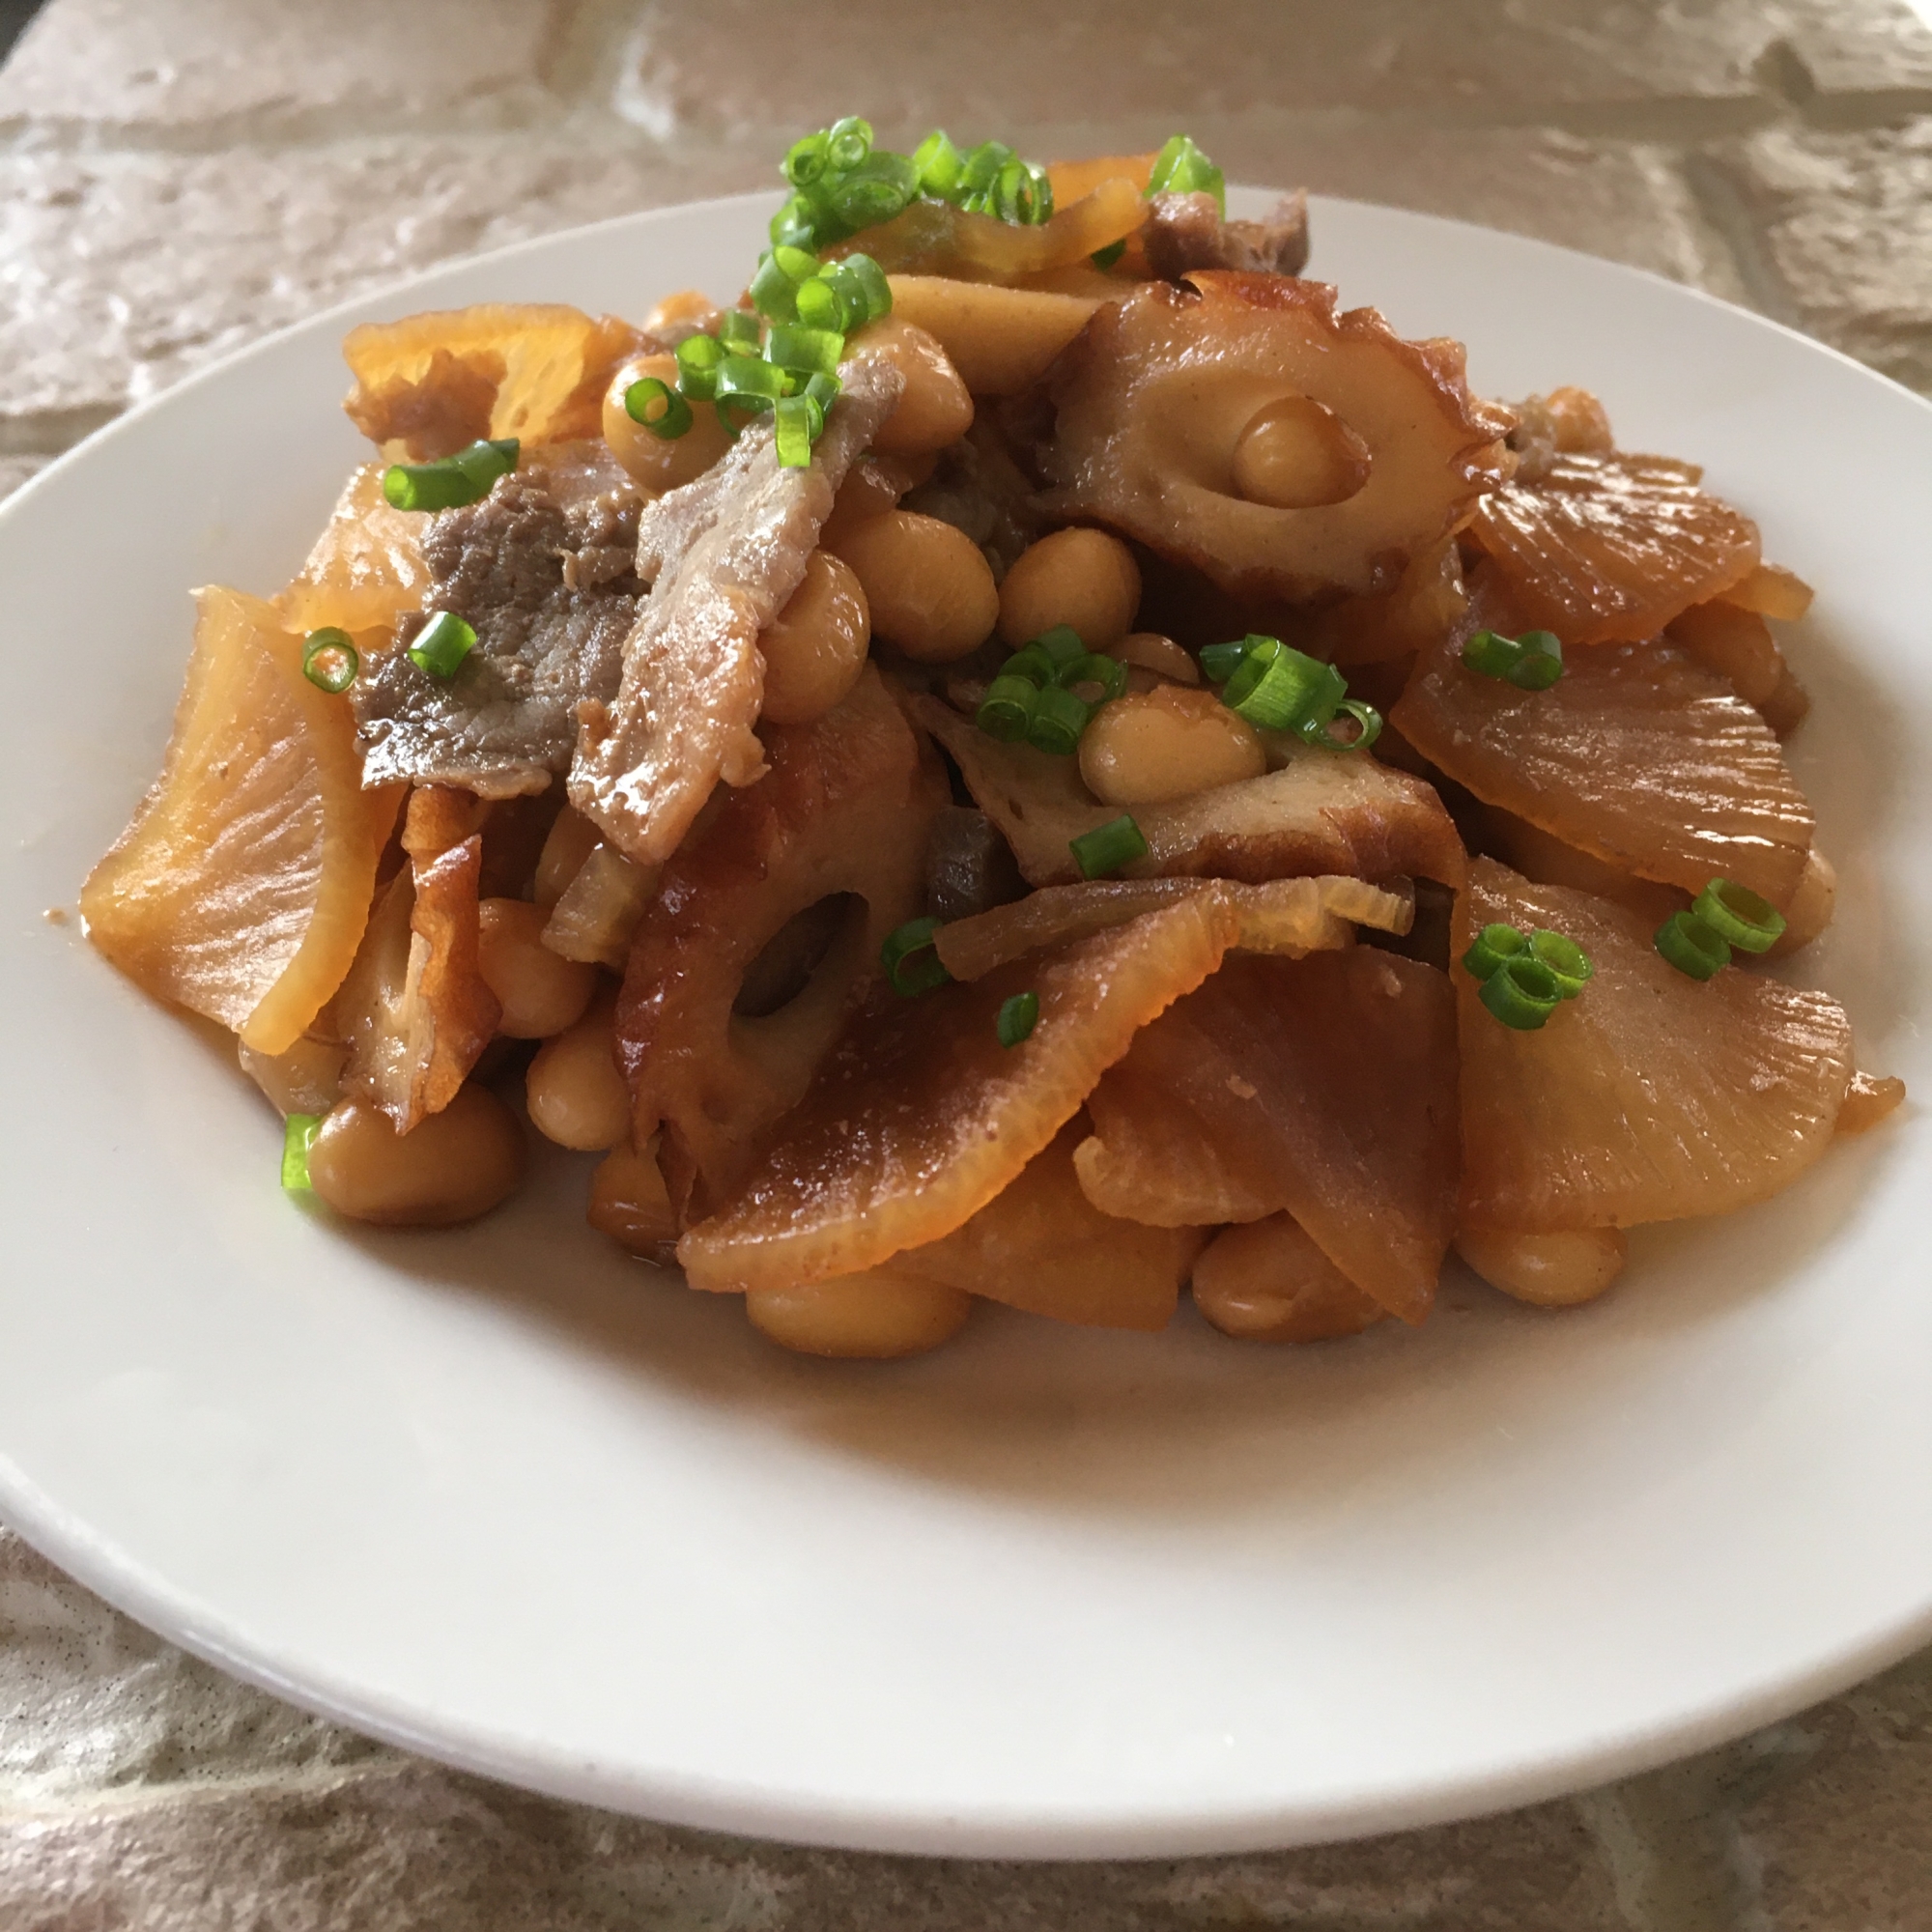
[567,355,905,866]
[1142,189,1311,279]
[354,455,641,799]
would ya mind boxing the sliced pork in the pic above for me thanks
[1142,190,1311,280]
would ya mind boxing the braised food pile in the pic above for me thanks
[82,124,1903,1360]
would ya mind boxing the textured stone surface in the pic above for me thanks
[0,137,740,430]
[4,0,1932,1925]
[1708,119,1932,392]
[0,0,574,131]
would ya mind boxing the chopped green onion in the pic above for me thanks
[803,370,842,415]
[1199,639,1247,684]
[1026,684,1091,756]
[408,610,477,680]
[795,270,857,333]
[750,245,820,321]
[770,193,820,250]
[774,393,817,468]
[765,323,844,376]
[912,128,964,199]
[1070,814,1148,879]
[1462,627,1565,691]
[1315,696,1383,752]
[1479,954,1564,1031]
[624,376,693,439]
[1527,928,1594,998]
[1001,644,1057,688]
[828,150,921,230]
[1057,652,1128,703]
[826,114,873,171]
[996,991,1040,1048]
[382,437,518,513]
[301,628,358,694]
[882,916,950,997]
[1148,134,1226,214]
[1091,239,1127,270]
[1691,879,1786,953]
[1032,624,1086,669]
[977,673,1038,742]
[839,252,893,323]
[715,353,787,405]
[783,131,831,187]
[1655,909,1731,980]
[718,307,761,353]
[1462,922,1528,981]
[675,332,725,400]
[1224,637,1345,734]
[281,1112,322,1191]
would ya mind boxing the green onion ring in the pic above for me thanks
[1310,696,1382,752]
[1057,652,1128,703]
[1691,879,1787,953]
[1069,814,1149,880]
[882,916,950,997]
[977,675,1039,742]
[1026,684,1091,756]
[1001,643,1058,689]
[996,991,1040,1048]
[407,610,477,680]
[1654,909,1732,980]
[1199,639,1247,684]
[300,628,358,695]
[1528,928,1595,997]
[1461,923,1528,981]
[1478,955,1564,1031]
[624,377,693,439]
[281,1112,323,1191]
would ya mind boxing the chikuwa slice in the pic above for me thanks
[1456,858,1854,1233]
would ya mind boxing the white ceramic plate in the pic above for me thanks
[2,189,1929,1860]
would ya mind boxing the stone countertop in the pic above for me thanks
[2,3,1930,1925]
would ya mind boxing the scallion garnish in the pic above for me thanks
[774,394,816,469]
[1058,652,1129,703]
[1091,239,1127,270]
[382,437,518,513]
[1070,814,1148,879]
[976,674,1038,742]
[1147,133,1226,214]
[718,307,762,353]
[1027,684,1092,757]
[912,129,964,199]
[625,376,694,440]
[1479,954,1565,1031]
[1203,634,1380,751]
[764,324,844,377]
[301,628,358,694]
[1463,922,1593,1024]
[281,1112,322,1191]
[1462,628,1565,691]
[997,991,1039,1048]
[1655,908,1731,980]
[715,353,787,406]
[1462,923,1529,981]
[1690,879,1786,953]
[408,610,477,680]
[674,332,725,401]
[882,917,951,997]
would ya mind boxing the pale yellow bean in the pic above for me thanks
[476,898,598,1038]
[1191,1214,1386,1343]
[998,526,1141,649]
[1107,631,1199,685]
[848,316,975,456]
[602,352,732,492]
[745,1269,973,1359]
[1079,686,1266,807]
[587,1137,679,1263]
[526,994,630,1151]
[642,289,722,341]
[1767,848,1836,958]
[759,551,871,726]
[1230,395,1372,509]
[308,1087,524,1227]
[828,509,998,663]
[1456,1227,1628,1308]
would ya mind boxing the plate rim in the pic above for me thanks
[4,187,1931,1861]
